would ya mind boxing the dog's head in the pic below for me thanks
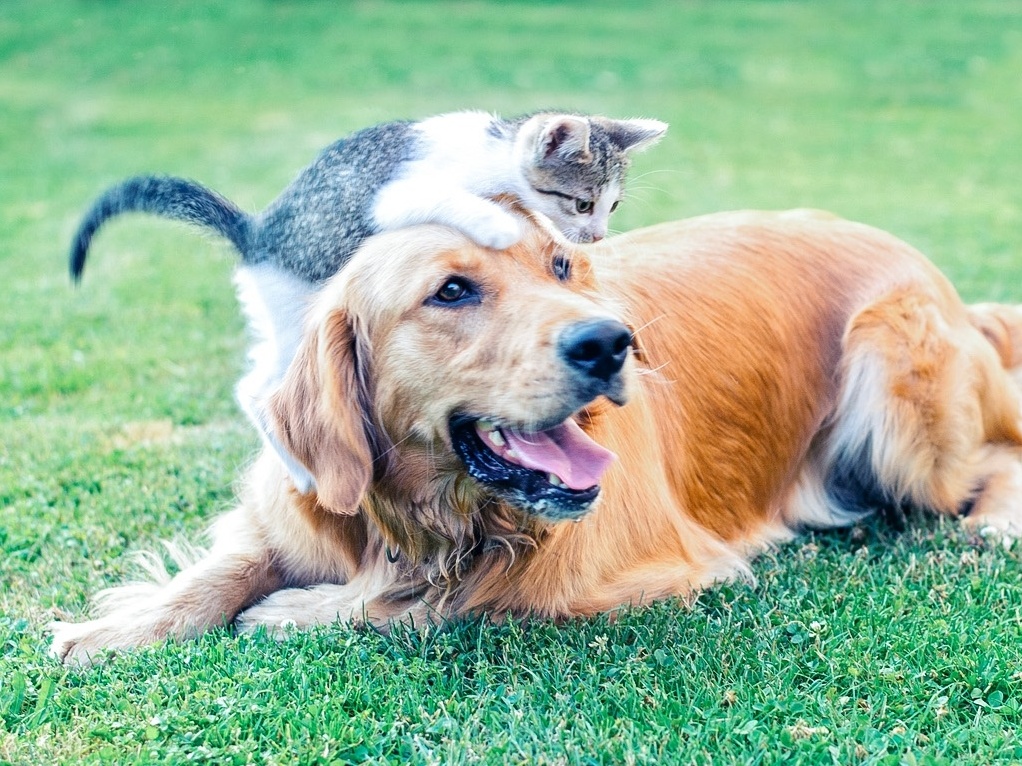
[268,211,635,528]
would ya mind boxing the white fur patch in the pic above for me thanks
[372,111,526,248]
[783,457,865,529]
[233,263,318,491]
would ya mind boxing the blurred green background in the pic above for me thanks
[3,2,1022,764]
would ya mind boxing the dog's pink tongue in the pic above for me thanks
[503,419,616,490]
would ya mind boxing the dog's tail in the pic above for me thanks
[69,175,253,283]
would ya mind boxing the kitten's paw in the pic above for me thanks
[464,213,523,251]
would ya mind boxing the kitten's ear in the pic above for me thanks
[268,307,378,514]
[536,116,593,163]
[596,118,668,154]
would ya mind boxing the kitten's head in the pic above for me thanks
[514,114,667,243]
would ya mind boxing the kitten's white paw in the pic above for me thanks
[464,213,523,250]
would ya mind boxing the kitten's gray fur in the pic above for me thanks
[68,110,667,490]
[249,121,416,282]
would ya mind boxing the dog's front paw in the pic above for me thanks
[48,620,118,666]
[236,584,361,637]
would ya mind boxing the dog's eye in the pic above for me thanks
[575,198,593,214]
[430,277,479,306]
[553,255,572,282]
[610,200,620,213]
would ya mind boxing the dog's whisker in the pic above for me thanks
[626,314,666,336]
[375,431,417,460]
[635,359,671,374]
[635,364,674,384]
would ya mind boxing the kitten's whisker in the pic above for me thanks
[629,168,683,181]
[623,185,668,194]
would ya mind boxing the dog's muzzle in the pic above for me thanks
[450,415,617,521]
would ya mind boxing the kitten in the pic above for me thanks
[69,110,667,487]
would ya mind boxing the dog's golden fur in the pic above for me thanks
[51,209,1022,663]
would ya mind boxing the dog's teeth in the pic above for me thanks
[506,448,518,459]
[548,473,565,487]
[488,430,506,448]
[477,420,496,432]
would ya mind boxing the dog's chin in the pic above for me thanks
[449,414,616,522]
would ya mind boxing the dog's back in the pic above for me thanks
[590,212,1021,542]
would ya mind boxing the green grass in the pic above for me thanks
[3,1,1022,763]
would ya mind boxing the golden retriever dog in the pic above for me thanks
[50,208,1022,663]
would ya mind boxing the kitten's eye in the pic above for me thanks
[553,254,572,282]
[610,200,620,213]
[430,277,479,306]
[575,198,594,214]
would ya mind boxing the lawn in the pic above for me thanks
[3,1,1022,763]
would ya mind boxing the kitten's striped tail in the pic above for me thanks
[69,175,252,282]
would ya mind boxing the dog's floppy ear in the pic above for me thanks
[268,308,375,514]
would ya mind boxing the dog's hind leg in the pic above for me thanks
[961,302,1022,536]
[968,302,1022,391]
[49,509,280,665]
[959,445,1022,538]
[820,288,1022,529]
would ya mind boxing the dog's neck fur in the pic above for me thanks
[347,394,621,605]
[357,443,542,585]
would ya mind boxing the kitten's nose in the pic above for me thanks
[591,233,605,242]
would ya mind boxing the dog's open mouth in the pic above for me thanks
[450,415,616,520]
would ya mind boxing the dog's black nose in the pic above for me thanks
[559,319,633,382]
